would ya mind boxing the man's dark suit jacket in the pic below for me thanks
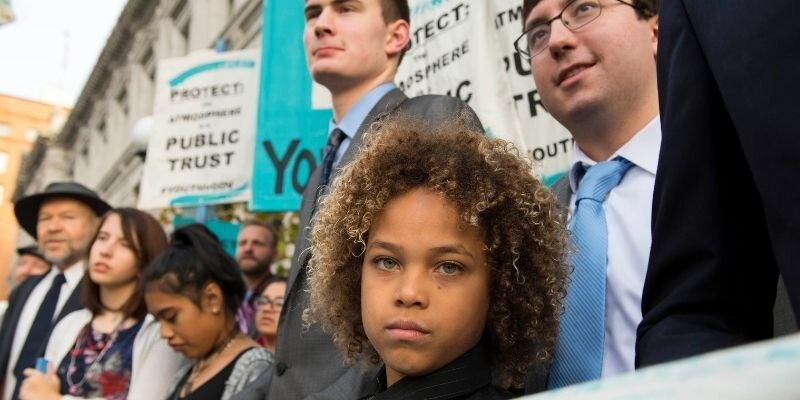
[637,1,800,367]
[233,88,483,400]
[0,271,83,398]
[525,173,796,393]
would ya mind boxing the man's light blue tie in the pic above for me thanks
[548,157,633,389]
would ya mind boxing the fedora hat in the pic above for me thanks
[16,245,47,261]
[14,181,111,239]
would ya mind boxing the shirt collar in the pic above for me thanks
[569,115,661,193]
[62,259,86,287]
[328,82,396,138]
[360,341,493,400]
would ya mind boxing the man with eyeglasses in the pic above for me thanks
[514,0,659,392]
[637,2,800,367]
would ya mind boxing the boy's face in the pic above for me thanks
[302,0,405,91]
[527,0,658,127]
[361,188,490,386]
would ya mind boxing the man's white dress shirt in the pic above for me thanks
[3,261,84,400]
[567,116,661,377]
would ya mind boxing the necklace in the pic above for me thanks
[180,327,240,396]
[65,318,125,390]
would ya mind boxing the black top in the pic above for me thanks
[171,350,247,400]
[359,342,511,400]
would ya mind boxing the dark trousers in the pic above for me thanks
[637,0,800,367]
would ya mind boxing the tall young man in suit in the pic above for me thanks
[233,1,482,399]
[0,182,110,400]
[638,1,800,367]
[515,0,658,390]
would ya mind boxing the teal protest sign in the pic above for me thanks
[250,2,331,211]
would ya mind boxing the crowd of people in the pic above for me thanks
[1,0,798,399]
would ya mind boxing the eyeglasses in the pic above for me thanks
[514,0,640,60]
[254,296,284,308]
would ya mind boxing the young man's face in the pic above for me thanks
[303,0,407,91]
[527,0,658,126]
[361,188,490,386]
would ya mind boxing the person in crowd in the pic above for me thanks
[514,0,659,390]
[236,0,484,399]
[253,277,287,354]
[1,182,111,400]
[18,208,185,400]
[144,224,271,400]
[306,112,568,399]
[234,220,278,335]
[12,246,49,286]
[637,1,800,367]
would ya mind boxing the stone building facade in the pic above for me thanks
[9,0,264,292]
[0,94,68,298]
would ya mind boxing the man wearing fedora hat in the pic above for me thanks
[0,182,110,400]
[11,246,49,287]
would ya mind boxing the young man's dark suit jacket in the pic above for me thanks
[521,176,570,395]
[0,271,83,397]
[232,88,483,400]
[637,0,800,368]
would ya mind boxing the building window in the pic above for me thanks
[24,128,39,142]
[98,119,107,143]
[81,143,89,159]
[0,151,8,174]
[173,0,190,42]
[141,46,156,82]
[117,87,129,116]
[0,122,10,137]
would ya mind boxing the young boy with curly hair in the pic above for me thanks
[306,112,570,399]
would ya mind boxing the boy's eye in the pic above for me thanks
[436,262,463,275]
[376,257,400,270]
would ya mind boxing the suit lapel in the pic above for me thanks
[338,88,407,168]
[286,88,408,294]
[0,273,48,382]
[551,175,573,207]
[56,284,83,322]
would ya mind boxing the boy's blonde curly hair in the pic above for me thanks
[306,111,569,387]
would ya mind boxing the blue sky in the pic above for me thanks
[0,0,127,105]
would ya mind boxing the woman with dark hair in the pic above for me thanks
[253,276,287,353]
[19,208,186,400]
[143,224,271,400]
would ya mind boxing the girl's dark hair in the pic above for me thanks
[82,208,168,320]
[143,223,245,317]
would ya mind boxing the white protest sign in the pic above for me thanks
[400,0,572,183]
[139,49,260,209]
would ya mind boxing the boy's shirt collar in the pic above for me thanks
[359,341,496,400]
